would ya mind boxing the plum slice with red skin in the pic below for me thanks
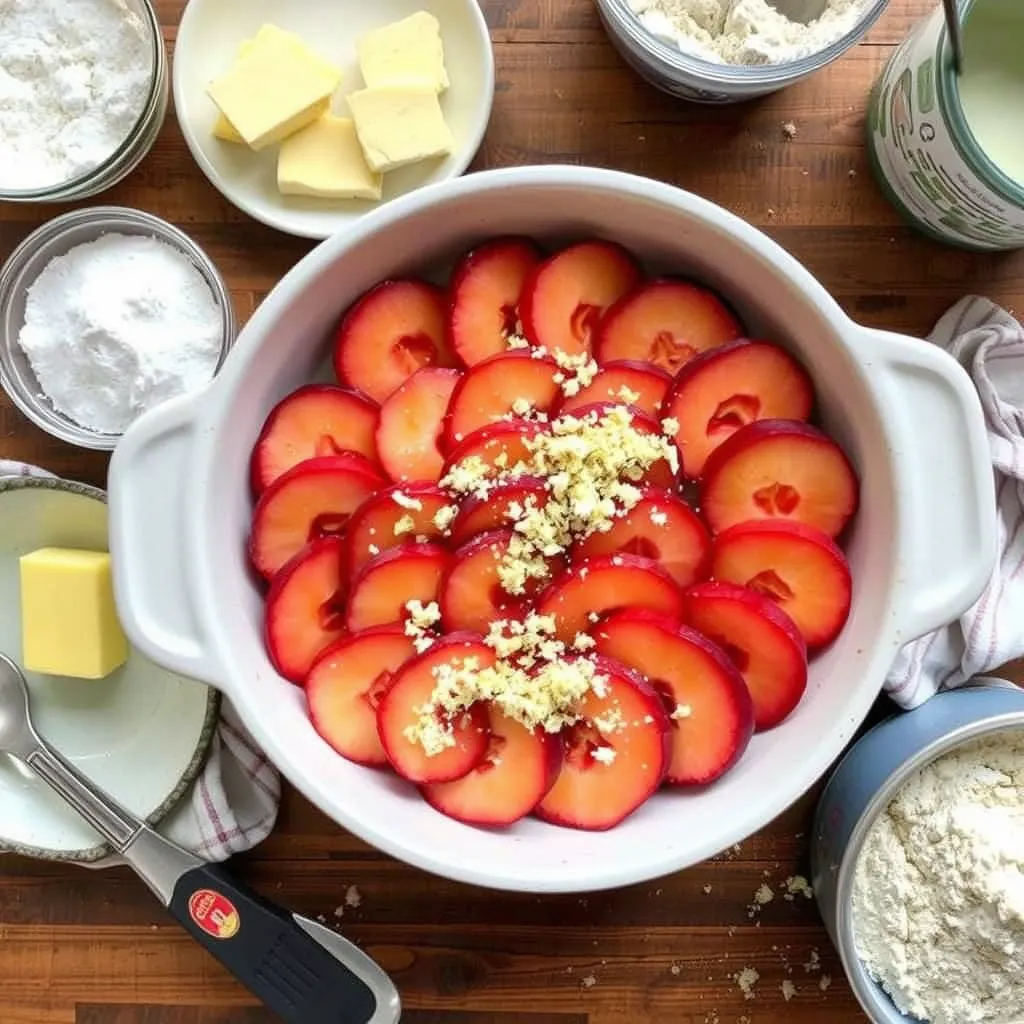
[264,535,347,684]
[663,340,815,479]
[441,419,548,482]
[375,366,461,483]
[594,278,743,372]
[376,633,493,784]
[710,519,853,648]
[440,529,564,635]
[443,350,560,449]
[249,453,385,579]
[250,384,380,493]
[333,279,457,403]
[448,236,543,366]
[555,359,672,418]
[680,581,808,731]
[535,554,685,642]
[448,475,550,546]
[305,625,417,766]
[535,655,671,831]
[571,487,711,588]
[699,419,859,537]
[422,705,563,826]
[344,482,453,577]
[520,240,642,358]
[592,609,754,785]
[345,542,452,632]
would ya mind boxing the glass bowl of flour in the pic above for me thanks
[0,0,168,202]
[595,0,889,103]
[0,207,236,450]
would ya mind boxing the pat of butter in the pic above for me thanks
[357,11,449,93]
[20,548,128,680]
[347,86,453,174]
[213,25,343,144]
[278,115,382,200]
[207,32,342,151]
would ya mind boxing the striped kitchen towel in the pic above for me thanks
[0,460,280,862]
[886,297,1024,710]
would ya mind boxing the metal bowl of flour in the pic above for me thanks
[594,0,890,103]
[0,0,168,203]
[810,682,1024,1023]
[0,207,236,451]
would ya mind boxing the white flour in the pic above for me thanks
[17,234,223,434]
[627,0,875,65]
[0,0,153,190]
[851,731,1024,1024]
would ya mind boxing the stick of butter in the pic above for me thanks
[207,31,342,151]
[357,11,449,94]
[212,25,343,144]
[347,86,454,174]
[278,115,382,200]
[20,548,128,680]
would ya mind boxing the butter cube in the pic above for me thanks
[20,548,128,680]
[213,25,343,144]
[278,115,382,200]
[347,86,453,173]
[357,11,449,93]
[207,32,342,151]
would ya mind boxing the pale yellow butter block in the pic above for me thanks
[207,33,342,151]
[278,115,382,200]
[347,86,453,173]
[357,10,449,93]
[19,548,128,681]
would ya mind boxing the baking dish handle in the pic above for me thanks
[857,327,997,643]
[108,393,221,688]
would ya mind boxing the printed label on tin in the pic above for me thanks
[867,7,1024,251]
[188,888,240,940]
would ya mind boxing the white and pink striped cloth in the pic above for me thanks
[886,297,1024,710]
[0,459,280,862]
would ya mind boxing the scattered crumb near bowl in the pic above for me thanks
[782,121,798,139]
[781,979,797,1001]
[783,874,813,900]
[820,974,832,991]
[670,962,682,976]
[735,966,760,999]
[804,948,821,973]
[581,973,597,988]
[702,883,713,894]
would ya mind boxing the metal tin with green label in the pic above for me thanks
[867,0,1024,252]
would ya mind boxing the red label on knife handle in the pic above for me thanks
[188,888,240,939]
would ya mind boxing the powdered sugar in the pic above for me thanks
[0,0,153,190]
[851,731,1024,1024]
[627,0,875,65]
[17,234,223,434]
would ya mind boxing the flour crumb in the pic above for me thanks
[735,966,759,999]
[626,0,875,66]
[783,875,813,900]
[852,731,1024,1024]
[670,962,682,975]
[819,974,832,991]
[781,979,797,1001]
[804,948,821,973]
[333,904,345,919]
[581,974,597,988]
[344,884,362,909]
[747,881,774,916]
[703,883,713,894]
[782,120,797,139]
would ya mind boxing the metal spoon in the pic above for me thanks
[941,0,965,75]
[0,653,400,1024]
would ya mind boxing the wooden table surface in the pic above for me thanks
[2,1,1023,1022]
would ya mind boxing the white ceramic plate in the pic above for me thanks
[0,477,217,862]
[172,0,495,240]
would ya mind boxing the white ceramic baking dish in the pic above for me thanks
[107,166,997,894]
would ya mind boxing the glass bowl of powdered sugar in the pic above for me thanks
[0,0,168,202]
[0,207,236,450]
[595,0,890,103]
